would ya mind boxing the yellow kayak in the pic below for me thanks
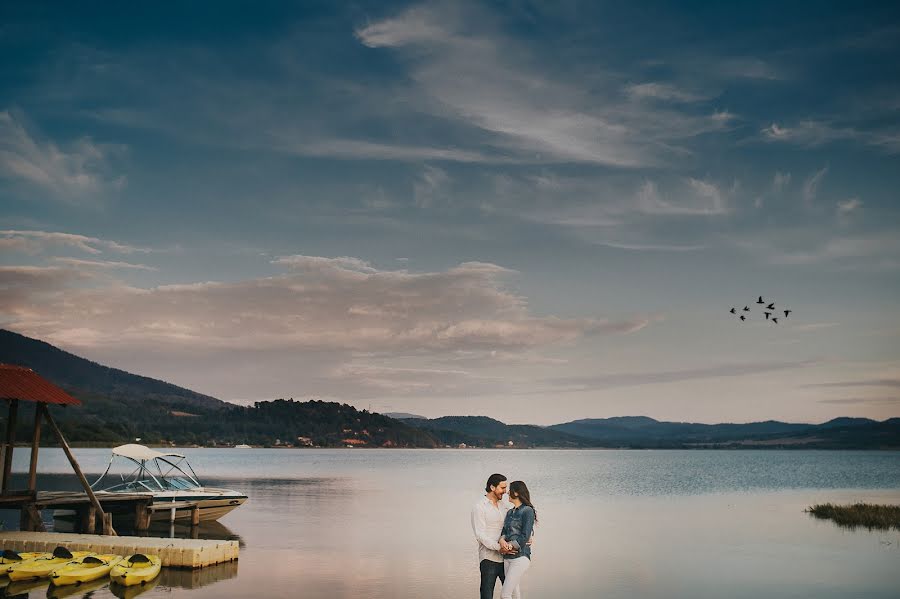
[7,547,94,581]
[51,554,123,586]
[110,554,161,587]
[0,549,48,565]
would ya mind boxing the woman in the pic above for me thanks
[498,480,536,599]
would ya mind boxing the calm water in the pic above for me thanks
[2,449,899,598]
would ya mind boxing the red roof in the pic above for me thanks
[0,364,82,406]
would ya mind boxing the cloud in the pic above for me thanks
[2,256,648,355]
[0,110,125,200]
[802,166,828,206]
[51,258,158,271]
[0,230,149,255]
[817,397,900,405]
[353,4,732,168]
[761,120,900,153]
[836,197,862,214]
[540,358,821,392]
[636,178,729,216]
[804,379,900,389]
[413,165,450,208]
[772,171,791,193]
[625,83,706,103]
[329,363,496,396]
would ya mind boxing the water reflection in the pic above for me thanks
[159,561,238,589]
[0,451,897,598]
[2,578,49,598]
[46,576,108,599]
[109,579,158,599]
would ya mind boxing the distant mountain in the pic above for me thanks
[384,412,427,420]
[397,415,594,448]
[0,328,226,410]
[550,416,900,449]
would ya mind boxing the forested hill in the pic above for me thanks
[0,328,225,410]
[0,329,437,447]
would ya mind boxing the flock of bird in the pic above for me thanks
[730,296,792,323]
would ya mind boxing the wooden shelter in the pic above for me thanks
[0,363,116,535]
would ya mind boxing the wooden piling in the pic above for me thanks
[2,398,19,493]
[41,405,115,535]
[27,402,42,492]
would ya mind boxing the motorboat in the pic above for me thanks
[89,444,247,522]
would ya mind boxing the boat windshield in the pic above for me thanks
[164,477,200,491]
[91,445,203,493]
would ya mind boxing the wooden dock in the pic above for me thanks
[0,491,207,534]
[0,531,238,568]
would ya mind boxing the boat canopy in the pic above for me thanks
[91,444,201,492]
[112,444,185,461]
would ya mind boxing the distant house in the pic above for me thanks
[296,436,313,446]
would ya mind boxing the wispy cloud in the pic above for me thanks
[805,379,900,389]
[836,197,862,214]
[2,256,650,354]
[354,4,733,168]
[761,120,900,153]
[51,257,158,271]
[625,82,707,103]
[0,110,125,200]
[802,166,828,206]
[0,230,149,255]
[541,358,820,392]
[636,178,729,216]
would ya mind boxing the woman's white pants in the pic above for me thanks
[500,556,530,599]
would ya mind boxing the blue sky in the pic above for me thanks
[1,1,899,424]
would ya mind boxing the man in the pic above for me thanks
[471,473,524,599]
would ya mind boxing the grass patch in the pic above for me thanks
[807,503,900,531]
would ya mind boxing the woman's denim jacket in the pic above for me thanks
[500,505,535,560]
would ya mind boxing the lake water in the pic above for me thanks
[2,449,899,598]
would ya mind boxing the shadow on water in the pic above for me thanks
[45,576,108,599]
[109,578,158,599]
[1,578,49,598]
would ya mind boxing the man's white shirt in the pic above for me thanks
[471,494,513,563]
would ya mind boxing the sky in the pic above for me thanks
[1,1,899,425]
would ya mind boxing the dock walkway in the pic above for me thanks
[0,531,238,568]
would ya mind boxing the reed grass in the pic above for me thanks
[807,503,900,530]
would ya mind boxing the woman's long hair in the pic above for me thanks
[508,480,538,523]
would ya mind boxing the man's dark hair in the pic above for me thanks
[485,473,507,493]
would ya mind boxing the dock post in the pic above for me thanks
[82,505,97,534]
[134,500,152,531]
[191,503,200,526]
[41,405,116,535]
[28,403,42,492]
[2,399,19,493]
[19,504,45,532]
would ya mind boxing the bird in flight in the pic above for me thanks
[730,308,736,314]
[765,312,771,320]
[740,315,746,321]
[766,303,775,310]
[743,306,750,311]
[757,296,764,304]
[772,317,779,324]
[784,309,792,317]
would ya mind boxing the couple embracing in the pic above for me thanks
[470,473,537,599]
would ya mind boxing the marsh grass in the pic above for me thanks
[807,503,900,531]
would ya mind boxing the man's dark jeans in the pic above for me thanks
[479,559,505,599]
